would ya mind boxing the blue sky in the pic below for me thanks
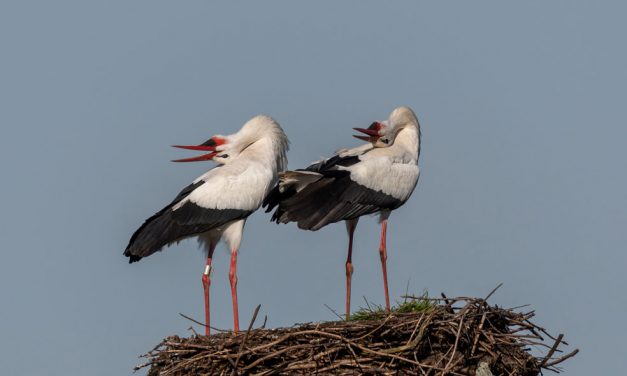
[1,1,625,374]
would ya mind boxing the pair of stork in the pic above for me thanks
[124,106,421,335]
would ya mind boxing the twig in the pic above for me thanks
[544,348,580,368]
[471,312,486,356]
[484,283,504,301]
[324,303,345,321]
[187,326,199,336]
[231,304,261,375]
[540,333,564,367]
[444,310,466,371]
[178,313,229,333]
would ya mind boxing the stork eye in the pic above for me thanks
[381,138,390,144]
[219,154,229,158]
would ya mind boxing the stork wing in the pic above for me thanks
[274,169,402,231]
[263,153,361,213]
[124,165,263,263]
[265,153,419,231]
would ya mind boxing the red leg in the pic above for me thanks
[229,249,240,332]
[202,241,216,336]
[345,220,357,320]
[379,219,391,311]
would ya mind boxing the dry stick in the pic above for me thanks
[251,364,284,376]
[231,304,261,376]
[316,358,372,373]
[539,333,564,367]
[478,339,497,358]
[484,283,504,301]
[187,326,199,336]
[286,358,357,372]
[536,325,562,342]
[132,362,152,372]
[471,312,487,356]
[345,343,365,373]
[162,341,215,350]
[315,330,449,372]
[356,315,393,340]
[387,311,436,355]
[245,331,311,353]
[159,349,198,354]
[434,344,454,372]
[321,343,334,370]
[507,303,531,311]
[166,352,223,375]
[179,313,230,333]
[324,303,345,321]
[242,344,312,371]
[312,346,344,361]
[544,348,580,368]
[405,314,426,346]
[257,329,445,372]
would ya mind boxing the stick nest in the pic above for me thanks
[136,294,577,375]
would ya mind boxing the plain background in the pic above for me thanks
[1,1,625,375]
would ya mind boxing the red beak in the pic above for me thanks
[352,134,375,142]
[171,137,225,162]
[171,147,217,162]
[352,127,380,136]
[353,122,382,142]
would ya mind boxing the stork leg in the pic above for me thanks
[202,241,217,336]
[379,218,391,311]
[229,249,240,332]
[345,219,358,320]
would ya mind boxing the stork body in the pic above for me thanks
[125,115,289,334]
[264,107,421,318]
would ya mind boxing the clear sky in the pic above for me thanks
[1,1,625,375]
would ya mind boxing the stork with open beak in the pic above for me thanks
[124,115,289,334]
[264,106,421,319]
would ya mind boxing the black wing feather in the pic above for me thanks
[124,181,251,263]
[262,155,360,217]
[302,155,360,172]
[274,170,402,231]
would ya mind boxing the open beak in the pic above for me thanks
[352,134,375,142]
[171,136,225,162]
[353,122,382,143]
[171,145,217,162]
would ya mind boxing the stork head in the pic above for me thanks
[388,106,419,133]
[171,135,227,163]
[171,115,288,167]
[352,121,390,147]
[353,106,419,148]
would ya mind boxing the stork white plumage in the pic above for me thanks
[125,115,289,334]
[263,106,421,319]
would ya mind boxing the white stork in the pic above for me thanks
[263,106,421,318]
[124,115,289,334]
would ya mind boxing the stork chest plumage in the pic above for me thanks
[176,161,276,212]
[347,124,420,203]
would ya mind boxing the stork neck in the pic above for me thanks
[394,125,420,162]
[238,137,287,172]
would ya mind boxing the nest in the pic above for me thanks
[136,292,577,375]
